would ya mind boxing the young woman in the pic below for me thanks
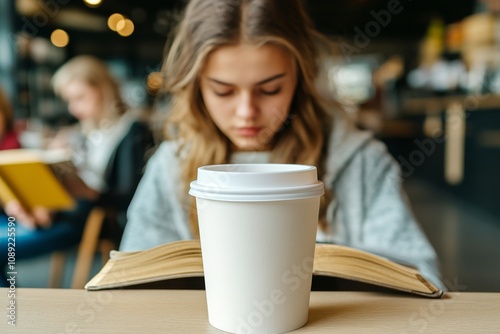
[0,85,21,150]
[0,56,152,286]
[120,0,444,289]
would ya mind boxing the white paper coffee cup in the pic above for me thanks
[190,164,324,334]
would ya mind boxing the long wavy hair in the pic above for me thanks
[51,55,127,133]
[162,0,334,237]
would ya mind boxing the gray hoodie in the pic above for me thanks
[120,115,444,290]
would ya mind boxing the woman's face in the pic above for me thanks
[200,43,298,151]
[60,80,103,121]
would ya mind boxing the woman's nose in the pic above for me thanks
[235,92,258,119]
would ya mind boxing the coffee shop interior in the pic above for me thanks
[0,0,499,292]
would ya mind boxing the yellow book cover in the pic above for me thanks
[85,240,443,298]
[0,149,76,211]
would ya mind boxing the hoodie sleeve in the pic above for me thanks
[358,139,445,290]
[119,142,192,251]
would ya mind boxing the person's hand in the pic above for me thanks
[5,200,53,229]
[63,174,100,200]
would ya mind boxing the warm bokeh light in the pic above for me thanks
[146,72,164,92]
[108,13,124,31]
[117,19,134,37]
[15,0,39,16]
[84,0,102,7]
[50,29,69,48]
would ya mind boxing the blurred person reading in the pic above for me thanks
[119,0,445,291]
[0,56,153,287]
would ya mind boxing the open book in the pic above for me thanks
[0,149,77,211]
[85,240,443,298]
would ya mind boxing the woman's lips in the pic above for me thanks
[236,127,262,137]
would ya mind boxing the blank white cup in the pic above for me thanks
[189,164,324,334]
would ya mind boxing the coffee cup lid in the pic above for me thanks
[189,164,324,202]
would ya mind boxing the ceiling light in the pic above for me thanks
[84,0,102,7]
[108,13,124,32]
[50,29,69,48]
[117,19,134,37]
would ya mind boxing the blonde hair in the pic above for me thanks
[0,85,15,133]
[163,0,334,237]
[51,55,127,132]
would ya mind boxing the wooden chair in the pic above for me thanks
[48,207,117,289]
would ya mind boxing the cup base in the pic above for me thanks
[208,313,309,334]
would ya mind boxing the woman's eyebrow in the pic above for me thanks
[206,73,286,86]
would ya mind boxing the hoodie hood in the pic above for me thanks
[323,112,373,186]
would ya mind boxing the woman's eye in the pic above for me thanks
[214,90,233,97]
[260,88,281,95]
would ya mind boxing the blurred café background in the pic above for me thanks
[0,0,499,291]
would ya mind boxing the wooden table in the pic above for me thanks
[1,289,499,333]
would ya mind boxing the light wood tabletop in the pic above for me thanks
[1,289,499,333]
